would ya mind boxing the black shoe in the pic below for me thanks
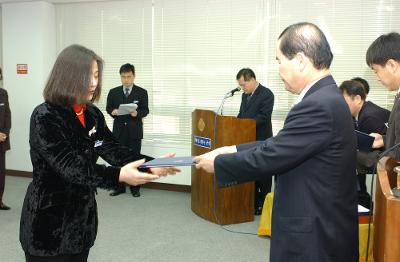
[130,187,140,197]
[109,189,126,196]
[0,202,11,210]
[254,206,262,216]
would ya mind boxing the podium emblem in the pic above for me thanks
[198,118,205,132]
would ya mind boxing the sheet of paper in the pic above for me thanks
[117,103,138,115]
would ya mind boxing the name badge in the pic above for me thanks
[0,103,4,106]
[94,140,103,147]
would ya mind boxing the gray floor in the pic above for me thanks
[0,176,270,262]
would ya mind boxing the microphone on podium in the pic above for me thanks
[218,86,242,116]
[226,86,241,97]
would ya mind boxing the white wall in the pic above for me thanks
[2,1,56,171]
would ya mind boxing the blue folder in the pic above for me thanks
[355,130,374,152]
[139,156,195,168]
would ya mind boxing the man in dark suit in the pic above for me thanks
[236,68,274,215]
[366,33,400,160]
[340,80,390,208]
[0,70,12,210]
[195,22,358,262]
[107,63,149,197]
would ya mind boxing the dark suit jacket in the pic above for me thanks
[385,96,400,159]
[106,85,149,141]
[357,101,390,134]
[0,88,11,152]
[214,76,358,262]
[20,102,152,256]
[356,101,390,170]
[238,84,274,140]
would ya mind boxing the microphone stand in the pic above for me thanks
[216,92,232,116]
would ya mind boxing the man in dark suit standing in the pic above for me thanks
[195,22,358,262]
[366,33,400,160]
[236,68,274,215]
[340,80,390,208]
[107,63,149,197]
[0,68,11,210]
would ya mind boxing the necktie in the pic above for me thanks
[354,119,359,130]
[125,88,130,97]
[246,94,252,103]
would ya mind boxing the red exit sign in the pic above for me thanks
[17,64,28,74]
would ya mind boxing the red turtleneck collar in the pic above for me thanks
[72,104,87,127]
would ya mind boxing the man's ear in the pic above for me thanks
[295,52,307,72]
[354,94,363,105]
[386,59,400,74]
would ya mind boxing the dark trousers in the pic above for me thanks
[255,177,272,208]
[0,151,5,201]
[357,173,371,208]
[115,139,142,193]
[25,250,89,262]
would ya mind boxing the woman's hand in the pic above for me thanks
[149,153,181,176]
[119,159,160,186]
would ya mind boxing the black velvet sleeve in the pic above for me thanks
[92,106,153,167]
[30,105,121,188]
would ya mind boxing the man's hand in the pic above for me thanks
[111,109,118,116]
[0,132,7,142]
[370,133,384,149]
[194,146,237,173]
[130,110,138,117]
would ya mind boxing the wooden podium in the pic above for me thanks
[191,109,256,225]
[374,157,400,261]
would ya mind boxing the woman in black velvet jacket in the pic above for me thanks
[20,45,178,262]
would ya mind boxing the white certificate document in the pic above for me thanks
[117,103,138,115]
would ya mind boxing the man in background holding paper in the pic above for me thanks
[340,80,390,208]
[106,63,149,197]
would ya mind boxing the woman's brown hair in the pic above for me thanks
[43,44,103,107]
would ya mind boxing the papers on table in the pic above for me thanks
[117,103,138,115]
[139,156,195,168]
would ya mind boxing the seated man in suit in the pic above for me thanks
[340,80,390,208]
[236,68,274,215]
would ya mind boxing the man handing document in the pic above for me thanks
[195,22,359,262]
